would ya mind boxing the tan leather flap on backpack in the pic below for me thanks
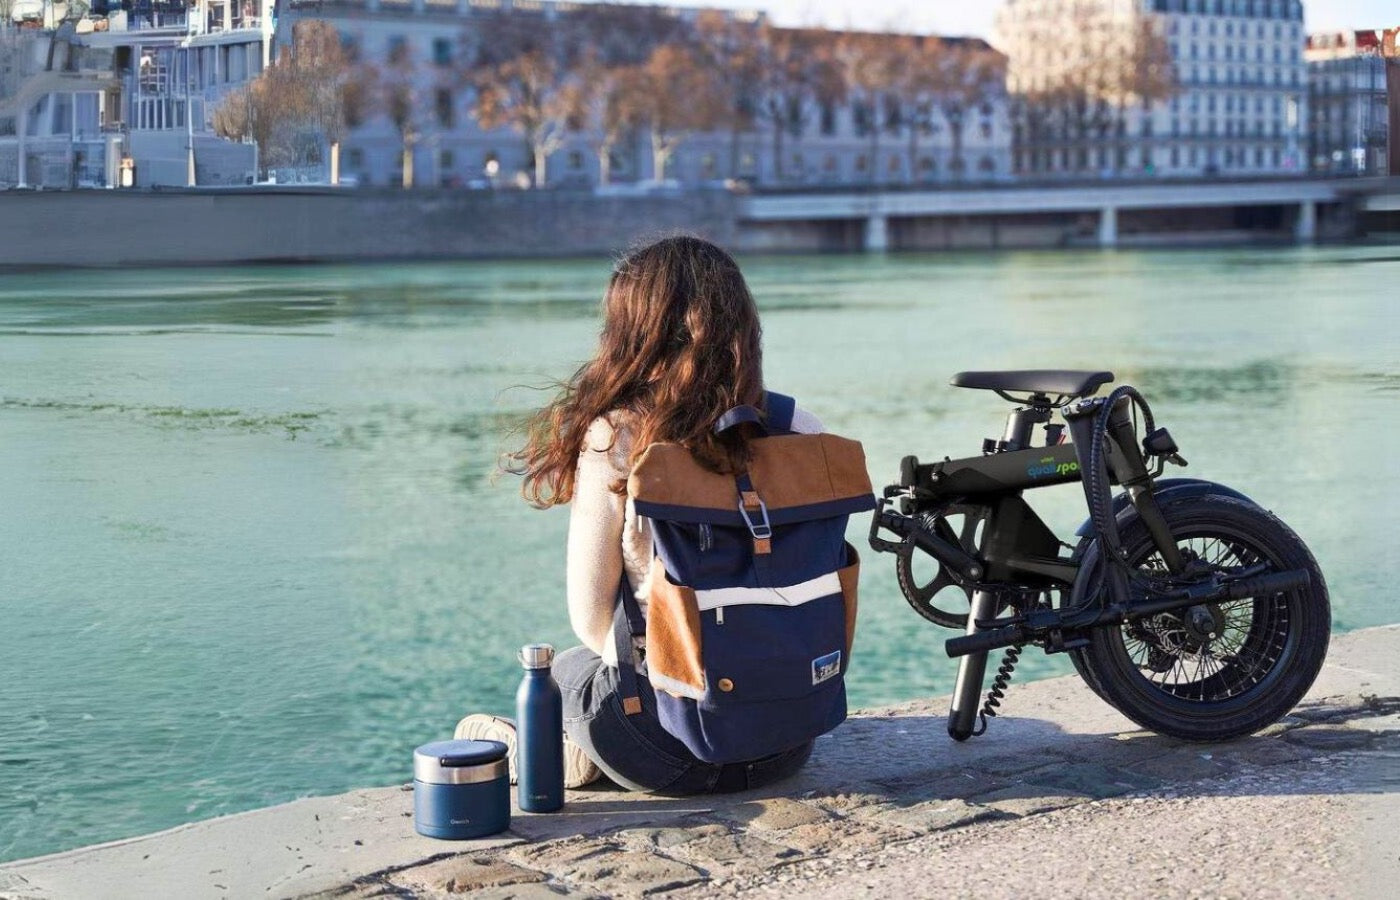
[628,433,873,511]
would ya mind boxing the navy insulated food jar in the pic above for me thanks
[413,739,510,840]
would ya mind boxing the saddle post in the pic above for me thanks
[947,588,1000,741]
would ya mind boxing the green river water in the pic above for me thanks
[1,245,1397,861]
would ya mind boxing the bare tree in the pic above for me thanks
[463,11,589,189]
[574,54,643,186]
[758,27,846,184]
[213,20,366,182]
[835,32,904,185]
[696,10,767,179]
[1010,0,1175,176]
[927,41,1005,180]
[634,41,726,182]
[286,19,354,184]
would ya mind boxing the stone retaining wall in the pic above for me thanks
[0,188,739,268]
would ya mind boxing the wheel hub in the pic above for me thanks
[1182,604,1225,649]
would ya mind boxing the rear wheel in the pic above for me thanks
[1077,496,1330,741]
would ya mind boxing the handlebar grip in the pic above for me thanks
[945,625,1026,659]
[1223,569,1311,600]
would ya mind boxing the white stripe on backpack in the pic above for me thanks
[694,572,841,611]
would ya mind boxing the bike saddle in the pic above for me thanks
[950,370,1115,402]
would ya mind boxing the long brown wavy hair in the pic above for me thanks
[513,235,764,508]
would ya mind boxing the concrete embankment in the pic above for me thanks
[0,188,740,268]
[1,625,1395,900]
[0,184,1375,267]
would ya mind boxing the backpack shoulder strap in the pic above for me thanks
[612,579,645,716]
[763,391,796,433]
[714,391,797,436]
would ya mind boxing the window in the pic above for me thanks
[855,154,867,173]
[819,102,836,136]
[435,89,454,128]
[980,122,992,139]
[433,38,452,67]
[823,154,837,173]
[387,36,408,66]
[852,101,872,137]
[978,156,995,172]
[919,156,935,173]
[884,96,902,135]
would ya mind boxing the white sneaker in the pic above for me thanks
[453,714,602,789]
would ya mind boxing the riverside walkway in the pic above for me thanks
[1,626,1395,900]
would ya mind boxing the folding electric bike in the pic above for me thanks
[868,370,1330,741]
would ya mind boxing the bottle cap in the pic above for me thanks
[518,643,555,669]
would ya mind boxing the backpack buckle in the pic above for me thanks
[737,496,773,540]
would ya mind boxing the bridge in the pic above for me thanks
[737,177,1400,251]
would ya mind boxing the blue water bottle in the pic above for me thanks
[516,643,564,812]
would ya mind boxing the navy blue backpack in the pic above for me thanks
[612,392,876,764]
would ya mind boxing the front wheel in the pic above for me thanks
[1077,496,1330,741]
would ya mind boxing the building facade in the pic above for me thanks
[1,1,272,188]
[273,0,1012,189]
[995,0,1307,178]
[1306,29,1391,175]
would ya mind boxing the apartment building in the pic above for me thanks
[1306,29,1391,175]
[273,0,1012,189]
[0,0,272,188]
[996,0,1307,178]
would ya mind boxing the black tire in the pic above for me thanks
[1077,495,1330,741]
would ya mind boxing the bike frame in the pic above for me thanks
[871,394,1188,739]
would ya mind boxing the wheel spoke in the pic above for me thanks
[1121,529,1294,703]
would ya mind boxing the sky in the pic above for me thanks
[606,0,1398,39]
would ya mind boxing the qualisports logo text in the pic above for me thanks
[1027,456,1079,479]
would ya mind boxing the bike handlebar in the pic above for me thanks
[946,625,1026,658]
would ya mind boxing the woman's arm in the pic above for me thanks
[565,417,627,658]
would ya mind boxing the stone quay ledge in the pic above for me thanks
[2,626,1396,900]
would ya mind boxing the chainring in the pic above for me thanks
[894,505,984,629]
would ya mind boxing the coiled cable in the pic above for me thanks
[971,644,1023,736]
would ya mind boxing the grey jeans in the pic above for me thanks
[553,645,813,795]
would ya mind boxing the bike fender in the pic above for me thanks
[1072,477,1257,539]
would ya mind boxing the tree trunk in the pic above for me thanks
[651,131,667,182]
[401,144,413,189]
[330,141,340,186]
[908,122,918,184]
[868,107,880,187]
[598,142,612,186]
[773,120,784,183]
[534,146,547,189]
[951,123,963,181]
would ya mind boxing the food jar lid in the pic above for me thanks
[414,739,509,785]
